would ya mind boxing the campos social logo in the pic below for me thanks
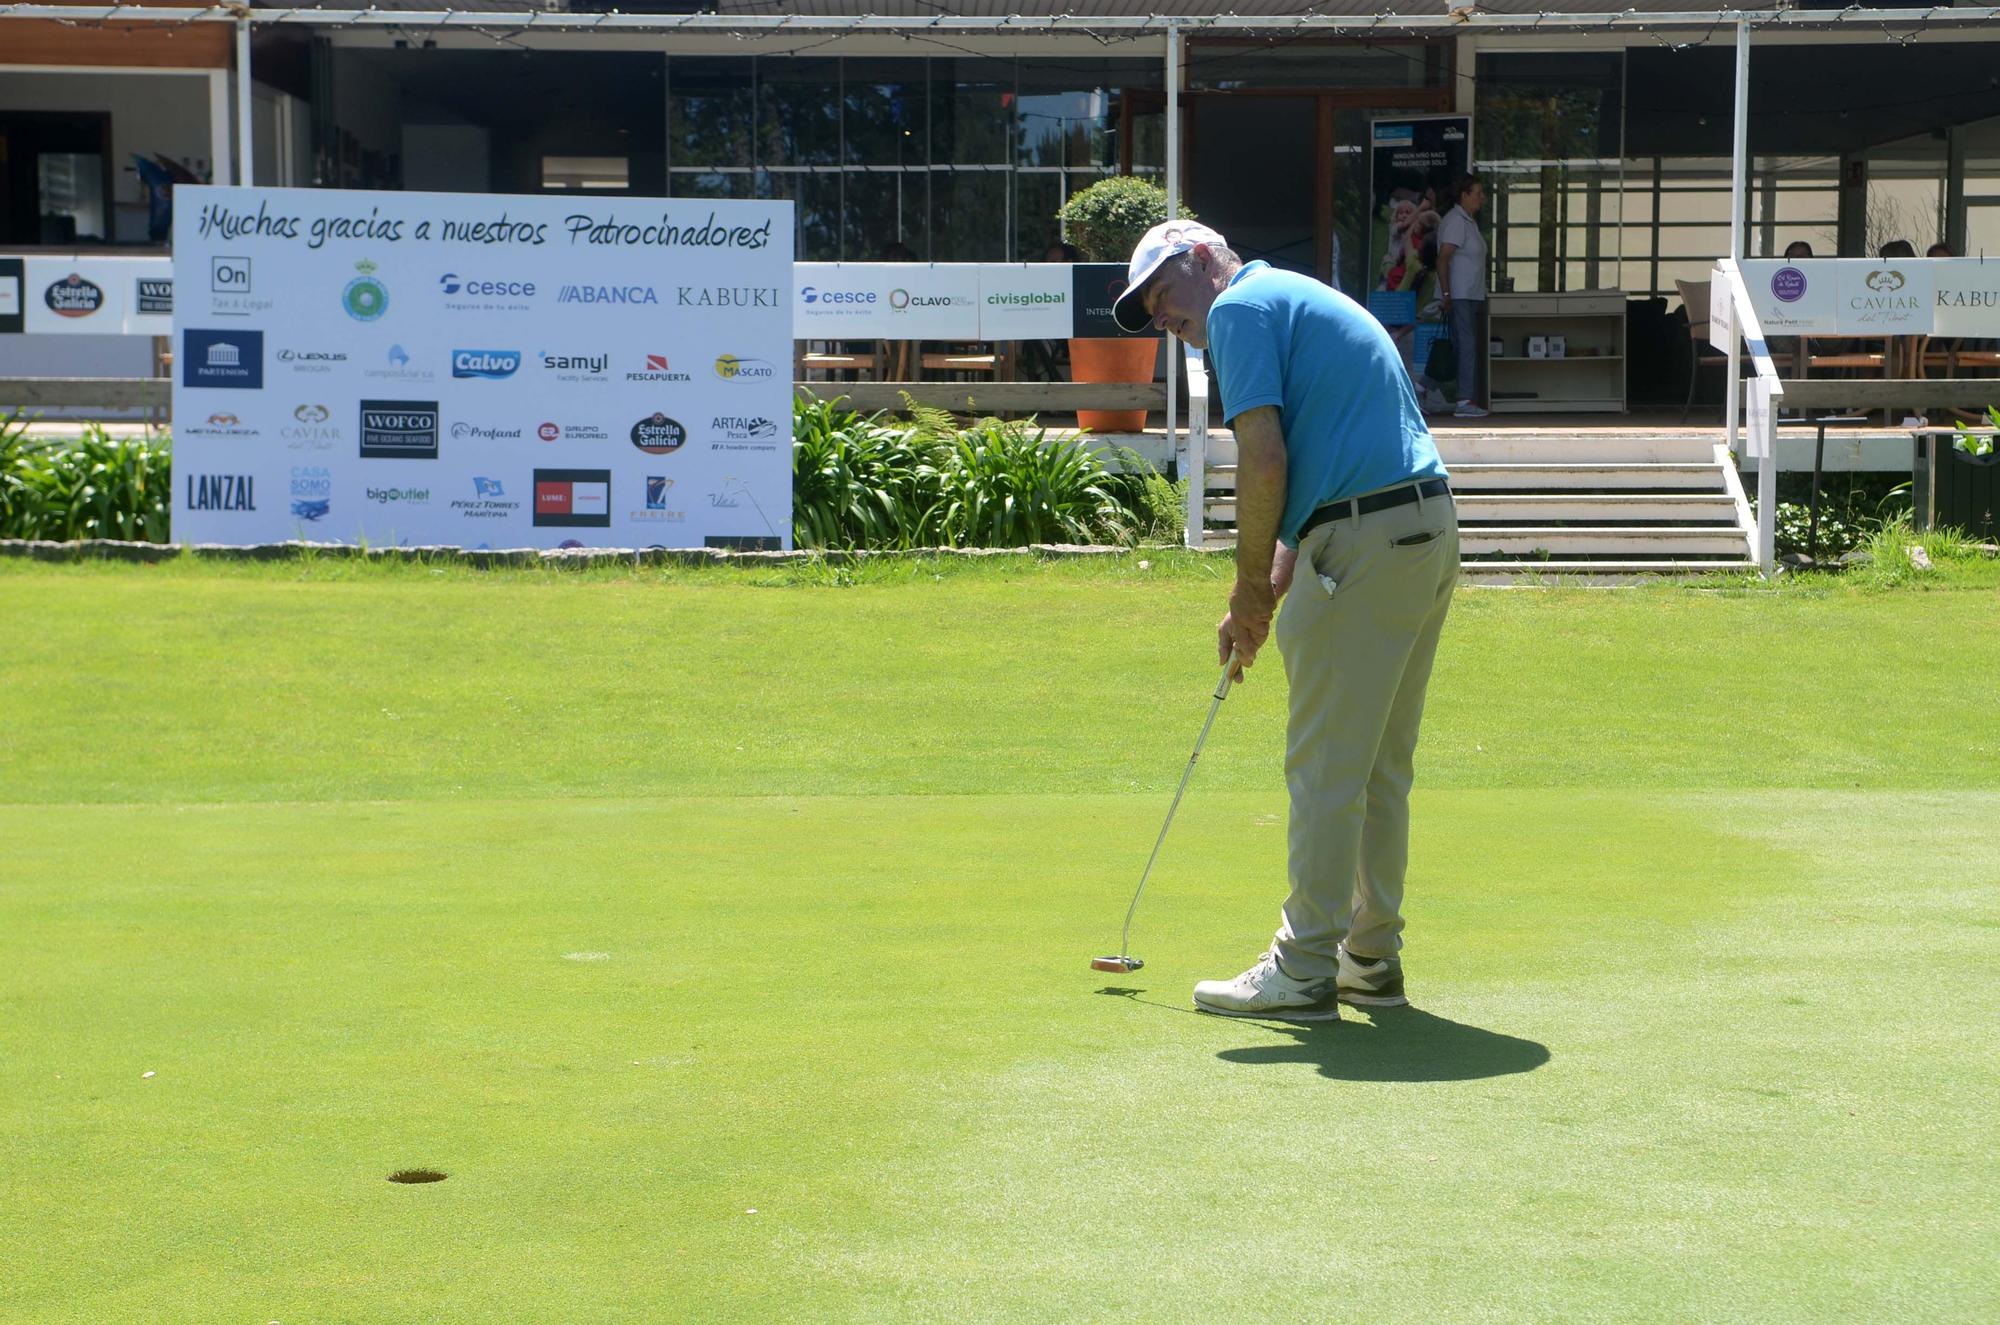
[359,399,440,460]
[557,284,657,306]
[631,413,688,456]
[452,349,522,380]
[343,259,389,321]
[182,329,265,390]
[714,354,776,382]
[290,466,332,522]
[185,473,255,511]
[800,285,875,306]
[533,468,612,528]
[45,273,105,318]
[627,354,692,383]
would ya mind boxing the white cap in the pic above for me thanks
[1111,220,1230,333]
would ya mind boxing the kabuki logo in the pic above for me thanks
[45,273,105,318]
[1771,268,1808,303]
[343,259,389,321]
[630,412,688,455]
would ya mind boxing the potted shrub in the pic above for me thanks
[1057,176,1192,434]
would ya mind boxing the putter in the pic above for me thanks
[1091,650,1240,975]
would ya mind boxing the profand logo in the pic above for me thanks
[452,349,522,380]
[631,413,688,455]
[451,422,524,441]
[45,273,104,318]
[290,466,332,522]
[185,473,255,511]
[359,400,440,459]
[343,259,389,321]
[714,354,776,381]
[182,330,265,389]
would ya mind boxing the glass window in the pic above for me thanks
[1476,52,1625,292]
[1188,41,1443,92]
[541,156,629,191]
[931,59,1014,166]
[669,58,754,170]
[35,152,105,241]
[1015,171,1065,261]
[844,60,926,167]
[669,170,755,200]
[930,169,1009,261]
[759,58,842,168]
[845,171,927,261]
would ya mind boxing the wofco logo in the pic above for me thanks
[631,413,688,456]
[627,354,691,383]
[45,273,105,318]
[359,399,439,459]
[185,473,255,511]
[290,466,332,522]
[557,284,658,306]
[451,422,524,441]
[136,278,173,315]
[452,349,521,380]
[714,354,776,382]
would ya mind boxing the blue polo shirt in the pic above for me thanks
[1207,261,1447,547]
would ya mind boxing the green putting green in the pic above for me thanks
[2,556,1995,1322]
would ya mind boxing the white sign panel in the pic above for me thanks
[1746,374,1775,460]
[1738,259,1838,334]
[976,265,1073,338]
[1931,260,2000,337]
[1735,258,1989,336]
[172,186,794,550]
[2,255,172,335]
[795,263,981,338]
[1834,261,1933,332]
[1708,266,1736,353]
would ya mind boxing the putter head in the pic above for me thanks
[1091,955,1143,973]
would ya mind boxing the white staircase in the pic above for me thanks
[1190,428,1757,575]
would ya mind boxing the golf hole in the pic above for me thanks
[387,1169,448,1184]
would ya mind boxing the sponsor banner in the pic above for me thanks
[977,265,1073,339]
[171,185,793,548]
[1737,258,2000,337]
[1366,114,1471,381]
[6,255,172,334]
[791,263,1155,339]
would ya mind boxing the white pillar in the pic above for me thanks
[235,19,254,187]
[1167,22,1192,546]
[1725,20,1750,461]
[207,69,233,186]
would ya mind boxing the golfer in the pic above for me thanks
[1113,222,1457,1020]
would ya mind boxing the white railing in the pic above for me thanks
[1180,341,1210,549]
[1712,257,1783,574]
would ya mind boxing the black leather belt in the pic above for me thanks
[1298,477,1452,542]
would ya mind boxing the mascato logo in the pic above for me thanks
[185,411,258,440]
[290,466,332,522]
[451,421,524,441]
[713,354,776,382]
[284,402,340,452]
[44,273,104,318]
[359,399,440,460]
[627,353,691,384]
[630,412,688,456]
[452,476,522,519]
[452,349,522,380]
[185,473,256,511]
[540,350,609,383]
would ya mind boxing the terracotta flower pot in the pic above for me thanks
[1068,336,1158,434]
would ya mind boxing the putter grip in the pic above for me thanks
[1215,649,1240,700]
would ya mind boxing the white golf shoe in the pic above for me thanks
[1192,949,1341,1021]
[1336,942,1409,1007]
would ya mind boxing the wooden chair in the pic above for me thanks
[920,341,1015,381]
[1675,278,1734,423]
[799,341,880,381]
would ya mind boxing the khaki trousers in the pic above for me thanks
[1270,482,1458,978]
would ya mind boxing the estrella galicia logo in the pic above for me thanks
[453,349,522,380]
[359,399,439,459]
[343,258,389,321]
[186,473,256,511]
[714,354,776,382]
[533,468,611,527]
[631,413,687,456]
[182,329,265,389]
[45,273,105,318]
[290,465,332,522]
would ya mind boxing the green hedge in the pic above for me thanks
[1,416,172,542]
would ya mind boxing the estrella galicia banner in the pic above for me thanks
[171,185,794,549]
[1366,115,1471,381]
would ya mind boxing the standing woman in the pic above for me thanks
[1436,174,1490,419]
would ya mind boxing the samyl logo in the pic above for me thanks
[713,354,776,382]
[541,351,609,381]
[186,473,255,511]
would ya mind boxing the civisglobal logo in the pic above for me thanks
[453,349,522,380]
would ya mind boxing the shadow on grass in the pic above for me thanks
[1217,1006,1550,1083]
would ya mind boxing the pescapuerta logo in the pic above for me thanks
[343,258,389,321]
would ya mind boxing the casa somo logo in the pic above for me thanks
[359,399,439,459]
[290,466,332,522]
[343,258,389,322]
[631,413,688,456]
[452,349,522,380]
[533,468,611,527]
[182,329,265,389]
[713,354,776,382]
[185,473,256,511]
[45,273,105,318]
